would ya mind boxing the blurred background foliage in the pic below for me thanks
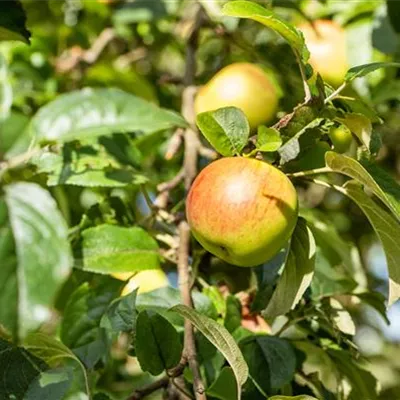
[1,0,400,399]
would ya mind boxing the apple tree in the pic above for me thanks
[1,0,400,399]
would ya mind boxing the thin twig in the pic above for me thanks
[0,147,44,181]
[286,166,333,178]
[129,359,187,400]
[182,86,200,190]
[158,169,185,193]
[324,82,347,104]
[55,28,115,73]
[165,129,185,160]
[177,222,206,400]
[129,377,169,400]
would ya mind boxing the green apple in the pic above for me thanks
[186,157,298,267]
[298,20,348,87]
[329,125,353,153]
[194,63,280,130]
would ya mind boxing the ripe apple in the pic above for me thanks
[194,63,280,130]
[298,20,348,87]
[112,269,169,296]
[328,125,353,153]
[186,157,298,267]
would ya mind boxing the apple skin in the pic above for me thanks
[194,63,280,130]
[186,157,298,267]
[112,269,169,296]
[329,126,353,153]
[298,20,348,87]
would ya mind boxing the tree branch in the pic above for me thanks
[55,28,115,73]
[178,222,206,400]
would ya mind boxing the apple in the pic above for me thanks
[186,157,298,267]
[298,20,348,87]
[194,63,280,130]
[328,125,353,153]
[112,269,169,296]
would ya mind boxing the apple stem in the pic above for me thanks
[324,82,347,104]
[287,166,333,178]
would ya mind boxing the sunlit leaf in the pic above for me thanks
[340,181,400,305]
[345,62,400,82]
[223,1,309,62]
[263,218,315,320]
[171,304,248,400]
[325,152,400,222]
[196,107,250,156]
[2,183,72,339]
[30,88,186,144]
[81,224,160,274]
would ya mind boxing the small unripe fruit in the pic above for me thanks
[112,269,169,295]
[329,126,353,153]
[298,20,348,87]
[186,157,298,267]
[194,63,280,130]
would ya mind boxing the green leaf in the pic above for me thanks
[0,0,30,43]
[263,218,315,321]
[325,152,400,222]
[269,396,318,400]
[32,143,148,187]
[353,291,389,324]
[2,183,72,339]
[24,333,83,369]
[340,181,400,305]
[240,336,296,393]
[337,113,375,154]
[222,1,309,62]
[360,158,400,219]
[136,287,218,326]
[30,88,186,144]
[302,208,358,276]
[278,117,325,165]
[25,367,74,400]
[387,0,400,33]
[0,338,47,399]
[81,224,160,274]
[24,333,89,397]
[255,126,282,152]
[196,107,250,156]
[345,62,400,82]
[0,111,29,154]
[171,304,248,400]
[60,277,122,354]
[311,251,357,299]
[207,367,238,400]
[224,295,242,333]
[135,311,183,376]
[328,350,378,399]
[295,341,338,393]
[100,289,138,336]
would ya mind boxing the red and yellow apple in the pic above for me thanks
[298,20,348,87]
[194,63,280,130]
[186,157,298,267]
